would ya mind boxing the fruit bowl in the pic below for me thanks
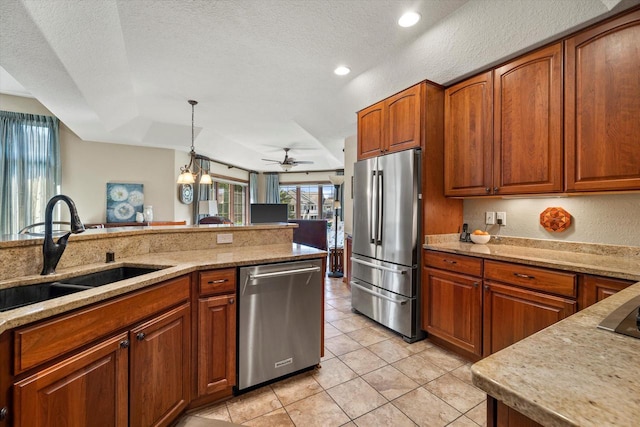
[470,233,491,244]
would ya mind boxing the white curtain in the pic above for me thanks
[265,173,280,203]
[249,172,258,204]
[0,111,60,235]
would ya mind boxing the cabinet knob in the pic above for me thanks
[493,187,499,193]
[120,339,130,349]
[229,298,235,305]
[473,282,479,288]
[136,332,146,341]
[0,407,8,421]
[484,285,489,291]
[485,187,491,193]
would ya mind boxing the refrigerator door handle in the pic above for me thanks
[370,170,378,244]
[350,257,408,274]
[351,281,408,305]
[376,169,383,245]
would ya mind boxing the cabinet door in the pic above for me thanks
[385,83,422,154]
[483,282,576,356]
[422,268,482,357]
[357,102,385,160]
[130,303,190,427]
[444,71,493,196]
[579,274,633,309]
[493,43,563,195]
[565,10,640,191]
[13,333,128,427]
[197,294,236,397]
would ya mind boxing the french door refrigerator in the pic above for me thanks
[351,148,424,342]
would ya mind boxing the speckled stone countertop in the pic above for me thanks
[0,243,325,334]
[471,281,640,427]
[424,235,640,281]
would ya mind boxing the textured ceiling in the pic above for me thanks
[1,0,638,172]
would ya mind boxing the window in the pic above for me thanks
[279,183,336,221]
[212,180,247,225]
[0,111,60,235]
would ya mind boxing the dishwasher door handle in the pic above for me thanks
[351,257,408,275]
[350,281,408,305]
[248,266,321,280]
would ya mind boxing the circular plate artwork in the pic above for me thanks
[540,207,571,232]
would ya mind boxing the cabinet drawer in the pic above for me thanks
[14,275,190,374]
[199,268,236,296]
[424,251,483,277]
[484,260,576,297]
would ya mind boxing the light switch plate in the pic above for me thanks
[485,211,496,225]
[217,233,233,244]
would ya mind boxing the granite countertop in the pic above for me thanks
[471,281,640,427]
[424,236,640,282]
[0,243,325,334]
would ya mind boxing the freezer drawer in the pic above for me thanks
[351,255,416,297]
[350,279,415,338]
[238,259,322,390]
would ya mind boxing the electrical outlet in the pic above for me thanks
[217,233,233,244]
[485,211,496,225]
[496,212,507,226]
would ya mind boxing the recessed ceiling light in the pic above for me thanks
[334,66,351,76]
[398,11,421,28]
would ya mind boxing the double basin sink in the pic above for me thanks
[0,267,163,312]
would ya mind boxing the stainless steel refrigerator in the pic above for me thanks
[351,148,424,342]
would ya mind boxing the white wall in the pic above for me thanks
[1,94,189,224]
[464,193,640,247]
[343,135,357,235]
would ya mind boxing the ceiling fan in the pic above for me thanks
[261,148,314,171]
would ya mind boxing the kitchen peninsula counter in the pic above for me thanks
[471,280,640,427]
[0,224,326,334]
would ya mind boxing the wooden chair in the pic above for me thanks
[199,216,233,225]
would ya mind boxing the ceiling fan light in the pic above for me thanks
[281,163,293,171]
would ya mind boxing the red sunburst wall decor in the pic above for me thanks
[540,207,572,232]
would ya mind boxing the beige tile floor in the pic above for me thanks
[177,277,487,427]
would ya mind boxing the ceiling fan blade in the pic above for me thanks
[261,158,281,163]
[292,160,314,164]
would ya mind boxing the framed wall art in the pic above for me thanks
[106,183,144,222]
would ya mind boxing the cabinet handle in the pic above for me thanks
[513,272,534,279]
[494,187,499,193]
[229,298,235,305]
[208,279,228,284]
[484,285,489,290]
[473,282,479,288]
[443,259,457,265]
[136,332,146,341]
[485,187,491,193]
[120,339,130,349]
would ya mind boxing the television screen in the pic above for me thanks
[250,203,288,224]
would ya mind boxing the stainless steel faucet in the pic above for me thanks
[41,195,85,275]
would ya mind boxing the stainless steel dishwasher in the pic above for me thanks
[238,259,323,390]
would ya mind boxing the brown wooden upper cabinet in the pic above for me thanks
[357,83,422,160]
[445,43,563,196]
[565,9,640,192]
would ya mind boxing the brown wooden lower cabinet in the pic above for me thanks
[488,396,543,427]
[483,282,576,356]
[130,303,191,427]
[579,274,634,309]
[422,267,482,359]
[13,333,129,427]
[197,294,236,397]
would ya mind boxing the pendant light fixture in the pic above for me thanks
[177,100,213,185]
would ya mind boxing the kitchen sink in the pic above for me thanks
[597,294,640,339]
[0,266,164,312]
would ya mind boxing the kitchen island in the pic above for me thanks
[472,280,640,427]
